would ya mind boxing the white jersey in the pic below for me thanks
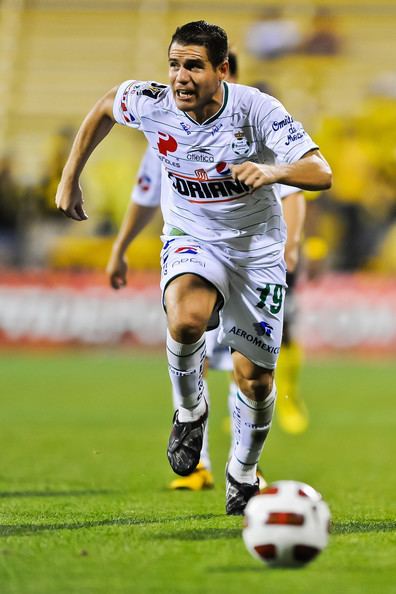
[132,145,301,207]
[114,80,317,267]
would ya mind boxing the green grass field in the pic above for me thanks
[0,351,395,594]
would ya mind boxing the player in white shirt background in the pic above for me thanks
[56,21,331,514]
[106,50,308,490]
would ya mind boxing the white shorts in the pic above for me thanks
[206,327,233,372]
[160,235,286,369]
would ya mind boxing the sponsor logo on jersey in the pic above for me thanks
[187,146,214,162]
[231,131,250,156]
[285,126,306,146]
[195,169,209,181]
[120,82,137,124]
[228,326,280,354]
[171,257,206,269]
[139,82,167,99]
[211,122,223,135]
[253,321,274,338]
[179,121,192,135]
[174,245,201,255]
[216,161,231,175]
[272,114,294,131]
[167,171,250,203]
[138,174,151,192]
[158,132,178,156]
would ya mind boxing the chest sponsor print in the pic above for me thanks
[167,170,250,204]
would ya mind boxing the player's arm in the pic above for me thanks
[107,202,158,289]
[55,86,118,221]
[283,191,306,273]
[231,149,332,191]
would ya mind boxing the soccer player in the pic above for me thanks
[56,21,332,514]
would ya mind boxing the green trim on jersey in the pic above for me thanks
[184,82,229,126]
[169,227,186,236]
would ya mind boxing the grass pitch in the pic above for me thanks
[0,351,395,594]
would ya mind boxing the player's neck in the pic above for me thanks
[187,83,225,125]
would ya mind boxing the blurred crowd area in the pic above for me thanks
[1,0,396,275]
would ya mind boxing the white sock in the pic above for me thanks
[227,380,239,459]
[167,330,206,422]
[200,379,211,470]
[228,385,276,484]
[171,378,211,470]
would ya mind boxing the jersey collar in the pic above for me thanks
[183,81,229,126]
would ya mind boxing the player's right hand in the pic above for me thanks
[106,253,128,290]
[55,180,88,221]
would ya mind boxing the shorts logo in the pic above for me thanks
[174,245,201,255]
[158,132,178,156]
[228,326,280,354]
[253,321,273,338]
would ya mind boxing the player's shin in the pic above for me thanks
[228,385,276,485]
[166,330,207,422]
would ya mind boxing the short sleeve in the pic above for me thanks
[113,80,142,129]
[131,146,162,207]
[260,98,318,163]
[278,184,302,199]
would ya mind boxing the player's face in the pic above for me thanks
[168,43,228,121]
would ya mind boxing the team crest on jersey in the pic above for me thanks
[174,245,201,255]
[231,131,250,156]
[138,82,167,99]
[158,132,178,156]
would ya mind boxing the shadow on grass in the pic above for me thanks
[154,527,241,541]
[332,520,396,534]
[0,489,113,499]
[208,565,266,573]
[0,513,222,537]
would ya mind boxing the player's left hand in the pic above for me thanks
[231,162,278,190]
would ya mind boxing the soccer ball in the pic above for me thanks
[242,480,331,568]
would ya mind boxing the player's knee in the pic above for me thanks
[236,369,274,402]
[168,311,207,344]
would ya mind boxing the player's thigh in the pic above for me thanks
[160,236,229,330]
[165,273,218,324]
[218,264,286,370]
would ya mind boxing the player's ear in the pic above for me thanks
[218,60,229,81]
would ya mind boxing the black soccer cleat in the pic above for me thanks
[167,401,208,476]
[226,470,260,515]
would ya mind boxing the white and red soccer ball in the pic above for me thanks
[243,480,331,568]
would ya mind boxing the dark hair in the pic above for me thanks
[169,21,228,68]
[228,50,238,78]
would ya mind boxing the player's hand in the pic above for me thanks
[106,252,128,290]
[231,161,278,190]
[55,180,88,221]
